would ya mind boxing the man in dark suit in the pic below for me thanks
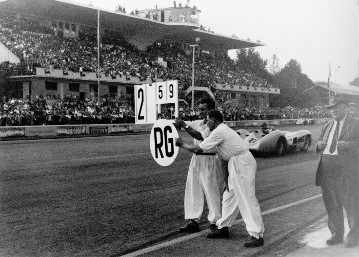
[316,95,359,248]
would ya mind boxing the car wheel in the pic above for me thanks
[275,137,286,155]
[302,136,311,151]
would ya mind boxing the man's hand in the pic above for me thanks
[174,117,186,129]
[337,141,350,150]
[175,137,183,147]
[316,140,326,151]
[173,118,181,129]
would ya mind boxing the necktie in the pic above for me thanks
[329,122,340,154]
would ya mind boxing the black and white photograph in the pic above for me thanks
[1,0,359,256]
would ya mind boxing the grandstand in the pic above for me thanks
[0,0,280,115]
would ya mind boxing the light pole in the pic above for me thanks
[334,66,341,95]
[97,3,101,104]
[189,37,200,110]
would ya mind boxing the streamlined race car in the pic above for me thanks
[295,118,315,125]
[236,127,312,155]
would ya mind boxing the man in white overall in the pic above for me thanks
[174,98,224,233]
[176,110,264,248]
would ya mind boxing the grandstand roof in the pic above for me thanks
[0,0,263,51]
[316,81,359,96]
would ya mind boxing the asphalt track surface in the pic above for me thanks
[0,125,323,257]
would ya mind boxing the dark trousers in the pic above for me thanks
[320,155,359,240]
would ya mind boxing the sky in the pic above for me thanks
[4,0,359,85]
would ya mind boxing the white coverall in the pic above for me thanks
[199,123,265,238]
[184,119,224,224]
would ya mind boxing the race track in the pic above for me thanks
[0,125,323,257]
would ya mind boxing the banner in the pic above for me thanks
[57,126,86,135]
[0,127,25,138]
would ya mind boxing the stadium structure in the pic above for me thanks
[316,82,359,96]
[313,81,359,106]
[0,0,280,109]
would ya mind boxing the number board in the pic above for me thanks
[166,80,178,104]
[135,84,156,124]
[156,82,167,105]
[156,81,178,104]
[135,80,178,124]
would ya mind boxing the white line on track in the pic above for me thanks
[122,194,322,257]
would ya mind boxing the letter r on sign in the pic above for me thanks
[154,127,164,158]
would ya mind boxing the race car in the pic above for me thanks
[295,118,315,125]
[236,127,312,155]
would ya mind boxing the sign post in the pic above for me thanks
[135,80,180,166]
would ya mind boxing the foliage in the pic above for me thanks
[268,54,281,75]
[349,77,359,87]
[235,48,271,80]
[275,59,302,88]
[269,59,326,108]
[235,51,327,108]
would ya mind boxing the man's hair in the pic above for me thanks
[207,110,223,123]
[198,98,215,110]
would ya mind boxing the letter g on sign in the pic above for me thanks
[150,119,179,166]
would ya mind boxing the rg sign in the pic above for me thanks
[150,119,179,166]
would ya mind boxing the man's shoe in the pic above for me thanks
[209,224,217,232]
[345,236,358,248]
[243,236,264,248]
[179,220,200,233]
[326,236,343,246]
[206,227,229,239]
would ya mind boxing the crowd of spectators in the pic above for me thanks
[216,105,333,121]
[0,12,53,35]
[176,104,333,122]
[0,96,135,126]
[115,5,127,14]
[0,96,334,127]
[1,10,344,127]
[0,11,273,92]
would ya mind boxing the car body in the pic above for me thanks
[236,128,312,155]
[295,118,315,125]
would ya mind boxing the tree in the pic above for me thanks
[270,59,320,108]
[235,48,270,79]
[275,59,302,89]
[235,52,323,108]
[235,48,249,71]
[268,54,281,75]
[349,77,359,87]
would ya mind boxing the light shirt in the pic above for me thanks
[199,123,249,160]
[186,119,215,153]
[323,115,346,155]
